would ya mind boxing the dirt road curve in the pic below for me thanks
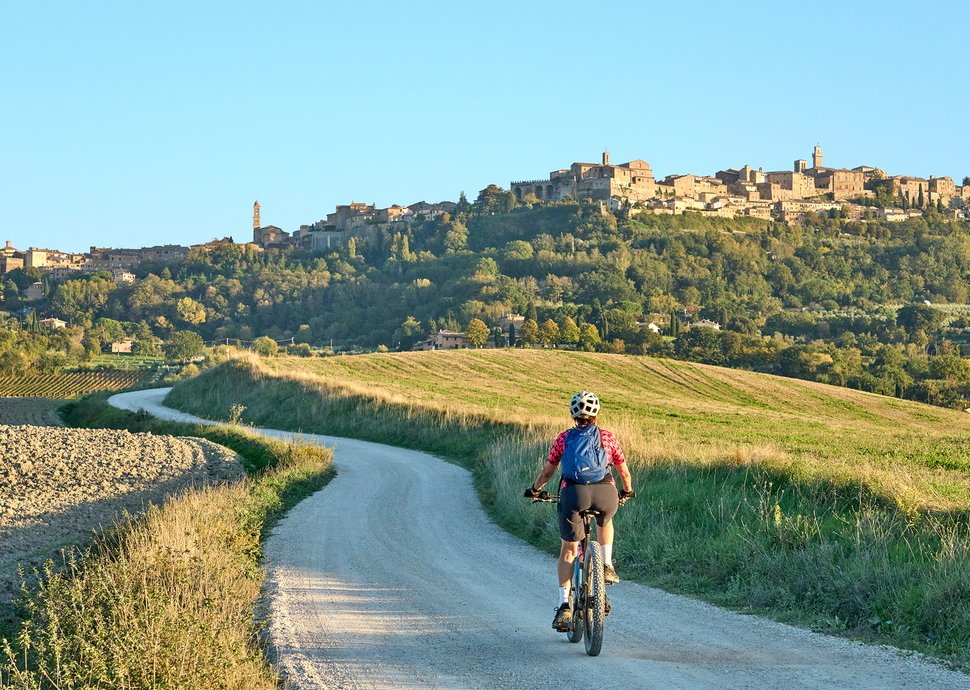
[110,389,970,690]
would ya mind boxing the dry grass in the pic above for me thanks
[252,350,970,513]
[1,410,333,689]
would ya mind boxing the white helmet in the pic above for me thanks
[569,391,600,419]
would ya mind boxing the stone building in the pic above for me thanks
[810,168,865,200]
[872,176,929,204]
[716,165,766,185]
[24,249,47,268]
[407,201,456,220]
[326,202,377,231]
[0,255,23,274]
[511,152,657,204]
[87,244,190,269]
[253,226,289,247]
[762,171,818,200]
[774,200,843,223]
[413,329,467,350]
[23,282,45,301]
[928,176,957,204]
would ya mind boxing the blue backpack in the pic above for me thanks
[561,425,610,484]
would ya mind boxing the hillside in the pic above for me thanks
[175,349,970,511]
[167,349,970,664]
[7,202,970,412]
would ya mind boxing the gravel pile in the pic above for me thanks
[0,424,244,604]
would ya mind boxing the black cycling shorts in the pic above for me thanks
[557,481,619,542]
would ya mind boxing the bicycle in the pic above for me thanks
[533,493,611,656]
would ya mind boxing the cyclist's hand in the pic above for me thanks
[524,485,540,499]
[619,489,636,505]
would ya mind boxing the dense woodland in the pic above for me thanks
[3,192,970,408]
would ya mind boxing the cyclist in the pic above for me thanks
[525,391,635,631]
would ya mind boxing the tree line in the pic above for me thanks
[2,195,969,407]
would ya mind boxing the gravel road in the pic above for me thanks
[113,388,970,690]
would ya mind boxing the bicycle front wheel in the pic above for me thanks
[583,542,606,656]
[567,556,584,643]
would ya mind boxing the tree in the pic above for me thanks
[133,338,159,356]
[508,323,516,347]
[455,191,472,215]
[394,316,424,350]
[521,319,539,347]
[443,220,469,252]
[917,184,924,208]
[475,184,516,215]
[559,316,580,345]
[669,310,681,337]
[252,336,279,357]
[896,304,941,339]
[963,176,970,187]
[578,324,601,351]
[163,330,204,362]
[539,319,560,346]
[176,296,207,325]
[5,267,42,292]
[464,318,489,347]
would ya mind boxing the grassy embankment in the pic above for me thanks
[1,393,334,689]
[167,349,970,667]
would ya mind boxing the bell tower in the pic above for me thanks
[253,200,261,230]
[602,150,610,166]
[812,145,823,169]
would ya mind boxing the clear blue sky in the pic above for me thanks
[3,1,968,252]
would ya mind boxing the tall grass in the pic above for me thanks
[1,397,334,689]
[167,352,970,666]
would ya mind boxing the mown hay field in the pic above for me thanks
[256,350,970,512]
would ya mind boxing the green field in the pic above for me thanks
[167,350,970,666]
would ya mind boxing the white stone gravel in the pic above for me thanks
[0,422,244,604]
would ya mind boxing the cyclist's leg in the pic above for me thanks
[590,483,620,582]
[590,483,619,547]
[558,539,578,587]
[557,485,586,595]
[598,518,614,548]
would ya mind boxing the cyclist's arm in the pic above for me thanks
[615,460,633,493]
[531,461,558,492]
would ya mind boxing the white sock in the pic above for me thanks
[559,586,570,605]
[603,544,613,567]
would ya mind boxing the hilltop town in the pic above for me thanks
[252,145,969,250]
[2,145,968,289]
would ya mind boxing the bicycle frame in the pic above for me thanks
[533,492,610,655]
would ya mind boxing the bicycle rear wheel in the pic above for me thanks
[567,556,584,643]
[583,542,606,656]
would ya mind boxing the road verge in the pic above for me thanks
[1,392,333,689]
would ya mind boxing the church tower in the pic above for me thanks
[602,150,610,166]
[253,200,261,230]
[812,145,823,169]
